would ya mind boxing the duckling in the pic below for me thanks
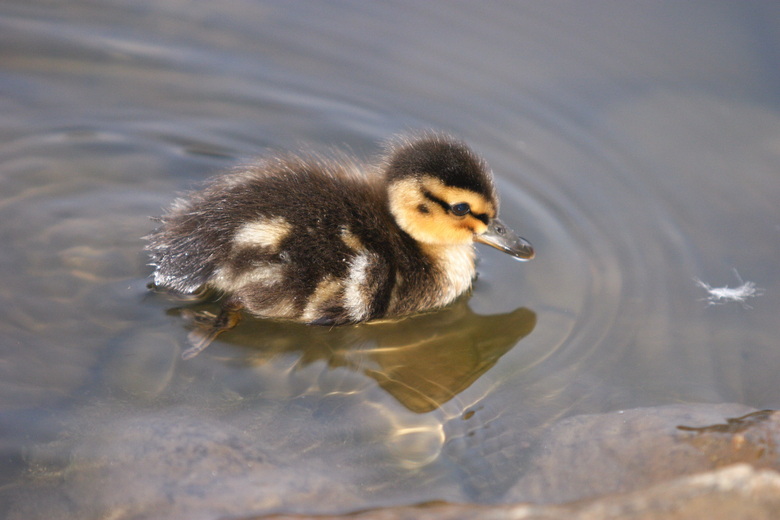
[146,133,534,358]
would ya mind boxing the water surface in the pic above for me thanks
[1,1,779,517]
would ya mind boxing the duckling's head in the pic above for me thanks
[384,134,534,260]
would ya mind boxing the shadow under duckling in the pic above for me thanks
[146,132,534,358]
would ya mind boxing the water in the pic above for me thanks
[1,1,779,517]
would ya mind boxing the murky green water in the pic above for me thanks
[1,1,779,518]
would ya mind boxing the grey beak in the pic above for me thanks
[474,217,535,261]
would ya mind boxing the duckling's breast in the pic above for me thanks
[385,242,476,317]
[425,243,478,303]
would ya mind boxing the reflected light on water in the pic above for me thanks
[386,422,445,469]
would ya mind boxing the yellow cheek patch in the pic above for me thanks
[466,218,488,235]
[388,176,495,245]
[457,219,487,235]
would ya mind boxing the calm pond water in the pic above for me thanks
[1,1,779,518]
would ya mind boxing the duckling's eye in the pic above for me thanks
[450,202,471,216]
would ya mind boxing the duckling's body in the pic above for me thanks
[147,133,533,357]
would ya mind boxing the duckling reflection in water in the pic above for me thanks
[146,133,534,358]
[207,299,536,413]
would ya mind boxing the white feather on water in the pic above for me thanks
[695,269,763,309]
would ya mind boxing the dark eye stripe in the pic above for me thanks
[472,213,489,225]
[422,189,451,211]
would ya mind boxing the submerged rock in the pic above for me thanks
[3,403,777,519]
[257,404,780,520]
[0,410,359,520]
[258,465,780,520]
[507,403,779,503]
